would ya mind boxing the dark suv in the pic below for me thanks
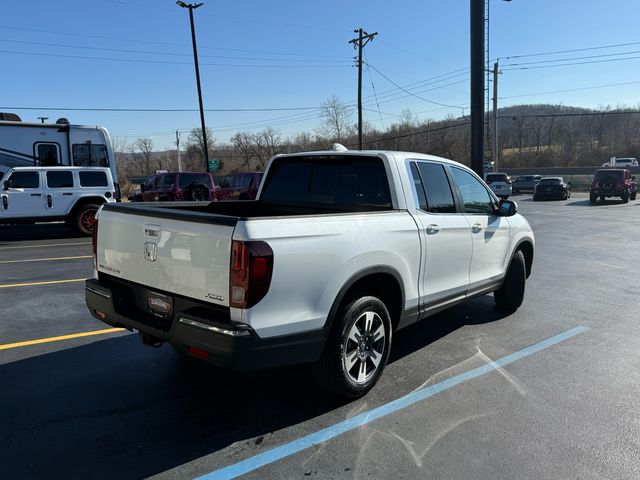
[140,172,216,202]
[590,169,637,204]
[218,172,263,200]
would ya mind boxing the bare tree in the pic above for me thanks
[253,127,282,169]
[231,132,254,170]
[135,137,154,174]
[317,95,354,142]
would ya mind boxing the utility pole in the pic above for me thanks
[492,61,500,171]
[176,1,210,172]
[349,28,378,150]
[176,130,182,172]
[470,0,485,177]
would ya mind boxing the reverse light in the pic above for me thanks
[229,240,274,309]
[92,216,99,270]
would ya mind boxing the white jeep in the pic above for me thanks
[0,166,116,235]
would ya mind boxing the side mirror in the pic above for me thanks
[497,199,517,217]
[3,180,11,191]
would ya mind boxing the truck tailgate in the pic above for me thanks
[96,205,235,307]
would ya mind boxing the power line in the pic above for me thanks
[0,38,351,63]
[503,54,640,71]
[499,80,640,100]
[0,25,347,59]
[0,49,350,68]
[354,120,471,146]
[366,63,466,112]
[504,40,640,60]
[0,105,321,113]
[502,48,640,67]
[364,50,384,129]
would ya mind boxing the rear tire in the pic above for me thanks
[494,250,526,312]
[589,193,597,203]
[622,192,630,204]
[74,203,100,236]
[631,192,637,201]
[313,296,392,398]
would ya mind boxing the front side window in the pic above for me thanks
[47,171,74,188]
[36,143,59,166]
[79,171,108,187]
[9,171,40,189]
[415,162,456,213]
[72,144,109,167]
[451,167,495,215]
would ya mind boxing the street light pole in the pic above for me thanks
[177,1,210,172]
[470,0,485,177]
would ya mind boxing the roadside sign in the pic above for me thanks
[208,159,219,172]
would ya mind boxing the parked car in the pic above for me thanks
[86,150,534,397]
[512,175,542,194]
[590,169,637,203]
[533,177,571,201]
[483,161,495,171]
[140,172,216,202]
[0,165,116,235]
[485,172,512,198]
[602,157,638,168]
[217,172,263,200]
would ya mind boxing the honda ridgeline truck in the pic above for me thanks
[86,150,535,397]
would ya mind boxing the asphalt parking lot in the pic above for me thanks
[1,193,639,479]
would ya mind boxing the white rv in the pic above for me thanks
[0,113,119,199]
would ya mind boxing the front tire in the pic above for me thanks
[313,296,392,398]
[75,203,100,236]
[590,193,597,203]
[631,192,637,201]
[494,250,526,312]
[622,192,630,204]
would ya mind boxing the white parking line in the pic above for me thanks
[0,255,92,264]
[0,242,91,250]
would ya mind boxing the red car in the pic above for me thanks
[217,172,263,200]
[140,172,216,202]
[590,169,637,204]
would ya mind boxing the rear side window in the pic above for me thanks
[414,162,456,213]
[79,171,108,187]
[9,171,39,188]
[72,144,109,167]
[162,175,175,187]
[179,173,212,189]
[47,170,74,188]
[261,156,391,208]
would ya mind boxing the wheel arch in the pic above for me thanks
[69,196,107,216]
[514,239,534,278]
[325,266,405,336]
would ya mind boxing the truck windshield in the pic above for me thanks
[260,156,392,208]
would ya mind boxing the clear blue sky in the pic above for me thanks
[3,0,640,150]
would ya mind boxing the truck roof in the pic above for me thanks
[274,150,465,168]
[0,120,106,130]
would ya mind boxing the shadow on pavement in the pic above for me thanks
[0,223,84,243]
[0,296,508,479]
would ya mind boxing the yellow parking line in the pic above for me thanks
[0,278,86,288]
[0,242,91,250]
[0,255,92,264]
[0,328,125,351]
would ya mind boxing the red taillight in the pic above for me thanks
[229,240,273,309]
[92,217,99,270]
[187,346,209,359]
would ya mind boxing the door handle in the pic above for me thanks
[472,223,482,233]
[47,194,52,208]
[426,224,441,235]
[30,193,42,197]
[62,192,73,196]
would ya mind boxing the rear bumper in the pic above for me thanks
[534,190,567,198]
[85,277,326,370]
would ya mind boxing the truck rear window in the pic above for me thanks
[261,156,392,208]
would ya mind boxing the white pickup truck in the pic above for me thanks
[86,150,534,397]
